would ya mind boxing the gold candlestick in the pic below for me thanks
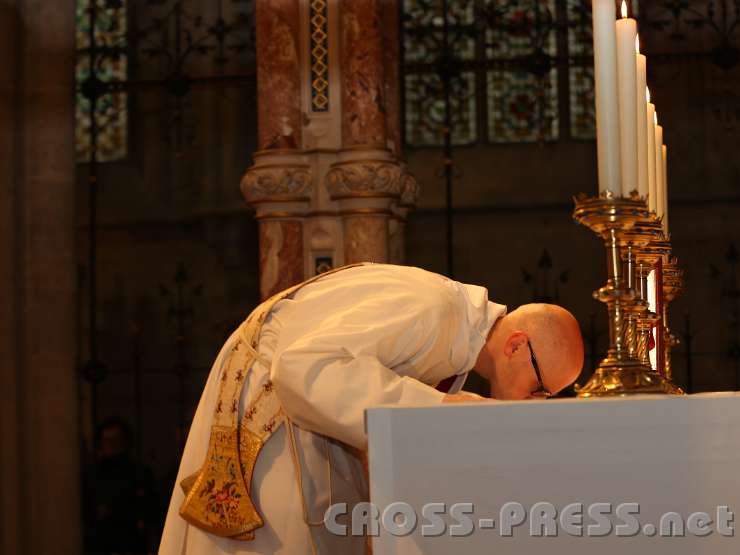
[619,229,651,362]
[627,216,682,394]
[662,257,683,383]
[630,216,669,370]
[573,193,680,397]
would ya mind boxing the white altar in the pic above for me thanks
[366,393,740,554]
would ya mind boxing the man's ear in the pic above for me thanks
[503,330,528,358]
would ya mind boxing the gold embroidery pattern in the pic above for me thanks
[180,428,271,541]
[179,426,262,537]
[179,264,364,541]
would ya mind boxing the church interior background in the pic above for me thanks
[1,0,739,553]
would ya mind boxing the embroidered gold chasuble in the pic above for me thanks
[179,265,361,540]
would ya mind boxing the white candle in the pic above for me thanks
[636,38,649,199]
[662,144,669,235]
[647,269,657,370]
[616,1,637,197]
[592,0,622,195]
[646,94,657,212]
[655,116,664,223]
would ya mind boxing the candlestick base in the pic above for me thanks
[576,364,684,397]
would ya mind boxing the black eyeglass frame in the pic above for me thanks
[527,340,552,398]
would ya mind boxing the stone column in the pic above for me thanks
[256,0,302,150]
[244,0,308,300]
[325,0,406,264]
[241,151,312,299]
[246,0,414,278]
[389,168,419,264]
[326,149,402,263]
[382,0,402,158]
[340,0,387,148]
[380,0,408,264]
[0,1,80,553]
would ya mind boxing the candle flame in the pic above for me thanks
[635,35,640,54]
[654,112,658,125]
[646,87,651,103]
[621,0,628,18]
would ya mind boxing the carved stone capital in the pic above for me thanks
[241,164,312,204]
[400,170,420,208]
[326,160,403,200]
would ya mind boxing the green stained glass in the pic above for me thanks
[403,0,476,64]
[488,69,558,142]
[76,0,128,163]
[403,0,474,29]
[567,0,593,58]
[567,0,595,138]
[76,0,127,49]
[404,72,477,146]
[485,0,558,142]
[401,0,624,146]
[569,66,595,139]
[485,0,557,59]
[403,0,477,146]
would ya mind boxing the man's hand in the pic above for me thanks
[442,392,487,403]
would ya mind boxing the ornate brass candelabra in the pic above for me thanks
[619,227,651,365]
[662,256,683,382]
[630,217,670,370]
[573,192,682,397]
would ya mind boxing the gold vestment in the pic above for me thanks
[178,264,361,540]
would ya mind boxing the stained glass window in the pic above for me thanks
[568,0,596,139]
[404,72,477,146]
[402,0,477,146]
[76,0,128,163]
[402,0,639,146]
[488,68,558,142]
[485,0,558,142]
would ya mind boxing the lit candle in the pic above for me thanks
[654,113,664,223]
[635,36,649,199]
[592,0,621,195]
[646,89,657,212]
[662,144,669,235]
[616,1,637,197]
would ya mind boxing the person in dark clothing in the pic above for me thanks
[84,417,159,555]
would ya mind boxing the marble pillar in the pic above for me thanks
[326,148,402,264]
[244,0,414,284]
[0,1,80,553]
[324,0,406,264]
[256,0,302,150]
[382,0,402,157]
[246,0,308,300]
[241,150,312,299]
[382,0,407,264]
[340,0,387,147]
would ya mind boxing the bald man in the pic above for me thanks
[160,263,584,555]
[449,303,584,402]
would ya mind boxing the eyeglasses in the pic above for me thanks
[527,340,552,398]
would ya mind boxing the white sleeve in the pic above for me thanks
[270,292,456,449]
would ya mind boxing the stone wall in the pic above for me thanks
[0,1,80,553]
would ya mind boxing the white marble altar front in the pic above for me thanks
[366,393,740,554]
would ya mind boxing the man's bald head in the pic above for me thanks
[476,303,584,399]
